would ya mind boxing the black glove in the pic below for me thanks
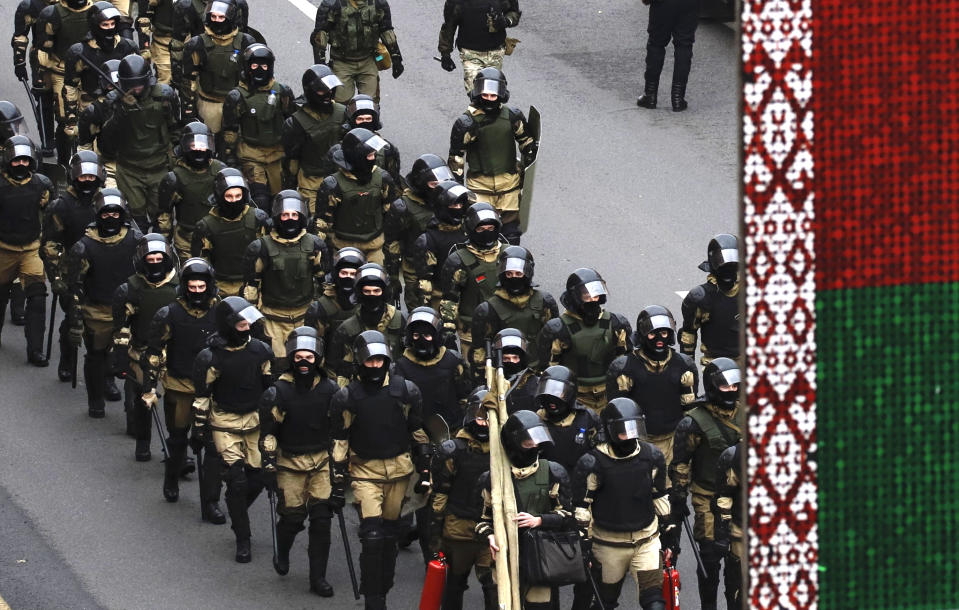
[262,468,278,494]
[521,143,538,167]
[15,63,28,82]
[109,348,129,379]
[413,471,431,494]
[488,8,509,31]
[391,56,404,79]
[328,484,346,512]
[440,54,456,72]
[189,426,207,454]
[669,490,690,520]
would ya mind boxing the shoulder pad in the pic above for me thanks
[65,42,83,60]
[506,106,525,120]
[677,352,697,369]
[250,337,274,359]
[404,378,421,400]
[444,249,463,267]
[194,347,214,369]
[541,291,558,308]
[453,114,474,130]
[607,354,628,375]
[718,444,738,468]
[113,282,131,301]
[389,198,407,214]
[438,438,459,459]
[575,451,598,473]
[685,284,707,305]
[610,312,631,330]
[38,4,56,21]
[547,460,570,483]
[240,33,256,46]
[332,386,350,406]
[159,84,177,100]
[33,173,55,191]
[476,469,492,490]
[675,415,698,435]
[321,175,339,190]
[260,385,278,404]
[542,317,566,337]
[253,208,271,224]
[644,440,666,462]
[225,88,244,105]
[183,35,203,52]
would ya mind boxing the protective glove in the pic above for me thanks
[50,278,68,296]
[521,143,538,167]
[391,56,404,79]
[488,8,509,31]
[189,425,207,454]
[413,471,432,494]
[668,490,690,520]
[440,54,455,72]
[68,323,84,347]
[141,390,159,410]
[15,63,28,82]
[262,468,279,494]
[328,483,346,512]
[388,277,402,303]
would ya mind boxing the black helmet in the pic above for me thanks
[97,59,121,97]
[88,1,121,48]
[470,67,510,109]
[178,257,218,309]
[561,268,607,324]
[464,201,502,249]
[215,295,262,346]
[703,357,741,413]
[634,305,676,360]
[204,0,239,35]
[493,327,527,377]
[498,245,534,296]
[213,167,249,218]
[345,94,382,131]
[432,180,474,225]
[406,153,454,195]
[0,101,28,140]
[285,325,323,360]
[406,306,442,360]
[69,150,107,196]
[354,263,390,325]
[354,329,391,385]
[501,409,552,468]
[463,386,490,442]
[333,127,387,180]
[699,233,739,290]
[535,365,577,422]
[602,397,647,456]
[134,233,177,283]
[93,188,129,236]
[117,53,155,96]
[242,43,274,88]
[3,135,38,179]
[331,246,365,299]
[302,64,342,109]
[179,121,214,168]
[270,190,309,238]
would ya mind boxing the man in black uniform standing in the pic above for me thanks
[341,95,401,185]
[713,441,744,609]
[259,326,340,596]
[493,327,538,415]
[304,246,364,368]
[680,233,741,366]
[410,180,470,310]
[12,0,58,153]
[437,0,521,93]
[636,0,699,112]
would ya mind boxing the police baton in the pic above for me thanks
[682,514,708,580]
[338,509,360,599]
[46,294,57,360]
[193,441,205,500]
[150,398,170,461]
[75,54,142,110]
[267,488,279,571]
[582,546,605,610]
[19,79,49,149]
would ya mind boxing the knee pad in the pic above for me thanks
[501,221,522,245]
[308,502,333,521]
[381,518,400,540]
[224,461,247,485]
[359,516,385,542]
[639,585,665,608]
[24,282,47,300]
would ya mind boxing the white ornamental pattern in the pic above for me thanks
[742,0,817,608]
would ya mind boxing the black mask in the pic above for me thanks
[351,157,375,184]
[357,363,387,387]
[538,395,570,421]
[97,216,123,237]
[714,389,738,413]
[247,67,271,88]
[611,438,639,458]
[308,93,334,113]
[335,273,356,300]
[470,228,497,249]
[502,358,524,378]
[185,290,209,309]
[7,164,31,181]
[465,421,489,442]
[641,333,671,361]
[411,336,437,360]
[185,149,212,169]
[95,27,116,49]
[145,261,167,283]
[445,206,465,223]
[226,326,250,347]
[716,271,738,292]
[75,181,99,197]
[509,446,539,468]
[501,275,528,297]
[478,99,501,114]
[358,294,386,326]
[208,19,233,36]
[292,358,317,388]
[219,199,244,219]
[277,218,302,239]
[580,301,603,325]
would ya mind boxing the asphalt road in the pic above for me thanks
[0,0,739,608]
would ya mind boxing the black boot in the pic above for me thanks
[225,463,252,562]
[84,351,107,418]
[201,448,226,524]
[180,455,196,477]
[380,520,400,596]
[571,580,594,610]
[593,579,625,610]
[57,321,73,382]
[273,511,305,576]
[442,570,470,610]
[10,282,25,325]
[235,537,252,563]
[637,82,658,109]
[671,82,688,112]
[55,125,73,167]
[640,586,666,610]
[104,375,121,402]
[24,284,47,366]
[478,571,498,610]
[202,500,227,524]
[37,89,57,156]
[697,560,722,610]
[164,435,187,502]
[359,519,386,607]
[307,512,334,596]
[134,396,152,462]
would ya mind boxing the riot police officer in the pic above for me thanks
[470,245,556,379]
[668,357,743,610]
[156,121,227,260]
[384,154,454,311]
[241,190,329,358]
[410,180,470,310]
[42,150,105,380]
[100,53,180,229]
[448,68,536,244]
[311,0,403,104]
[314,127,399,265]
[713,441,744,609]
[65,188,141,417]
[572,398,670,610]
[494,327,538,414]
[281,65,347,212]
[221,43,295,209]
[112,233,179,461]
[534,365,600,474]
[134,0,178,84]
[191,296,273,562]
[304,246,364,368]
[437,0,521,93]
[12,0,58,153]
[169,0,250,89]
[142,257,222,510]
[180,0,255,134]
[536,268,631,412]
[76,58,120,184]
[636,0,699,112]
[0,135,54,366]
[680,233,741,365]
[474,409,573,610]
[191,167,271,296]
[438,201,507,354]
[329,330,431,610]
[259,326,340,596]
[342,94,400,184]
[326,262,406,385]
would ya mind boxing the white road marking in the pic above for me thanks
[675,291,688,300]
[286,0,317,20]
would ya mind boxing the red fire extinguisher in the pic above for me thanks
[419,552,448,610]
[663,549,681,610]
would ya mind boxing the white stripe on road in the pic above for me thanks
[286,0,317,20]
[676,291,688,299]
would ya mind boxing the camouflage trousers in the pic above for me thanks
[460,47,505,93]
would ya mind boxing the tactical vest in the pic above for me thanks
[505,372,537,414]
[620,353,688,436]
[53,3,90,60]
[260,233,316,309]
[332,170,384,242]
[340,308,405,356]
[346,376,412,459]
[165,301,216,380]
[54,193,96,250]
[313,294,354,334]
[425,226,466,271]
[211,339,270,413]
[466,106,515,177]
[292,104,346,177]
[329,0,380,60]
[238,85,284,148]
[80,230,138,304]
[152,0,175,36]
[198,32,245,99]
[394,350,462,425]
[541,408,594,473]
[116,85,170,162]
[486,291,546,349]
[559,312,618,385]
[274,378,337,454]
[512,459,552,516]
[171,161,221,231]
[203,208,260,280]
[447,438,490,521]
[0,177,45,245]
[399,194,433,256]
[700,283,740,358]
[590,446,658,532]
[455,0,507,52]
[686,407,741,493]
[453,246,499,325]
[125,273,179,347]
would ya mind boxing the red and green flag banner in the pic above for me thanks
[743,0,959,608]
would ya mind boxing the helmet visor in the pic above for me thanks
[408,309,441,330]
[318,73,343,90]
[474,78,507,99]
[494,332,526,352]
[350,98,378,115]
[536,378,575,403]
[608,417,647,441]
[525,424,552,447]
[709,366,741,388]
[10,142,35,161]
[502,256,528,274]
[287,335,321,355]
[145,238,168,255]
[1,116,29,137]
[186,134,212,151]
[207,0,233,16]
[237,304,263,325]
[428,165,455,183]
[578,280,608,300]
[363,133,387,153]
[647,314,674,333]
[359,341,391,362]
